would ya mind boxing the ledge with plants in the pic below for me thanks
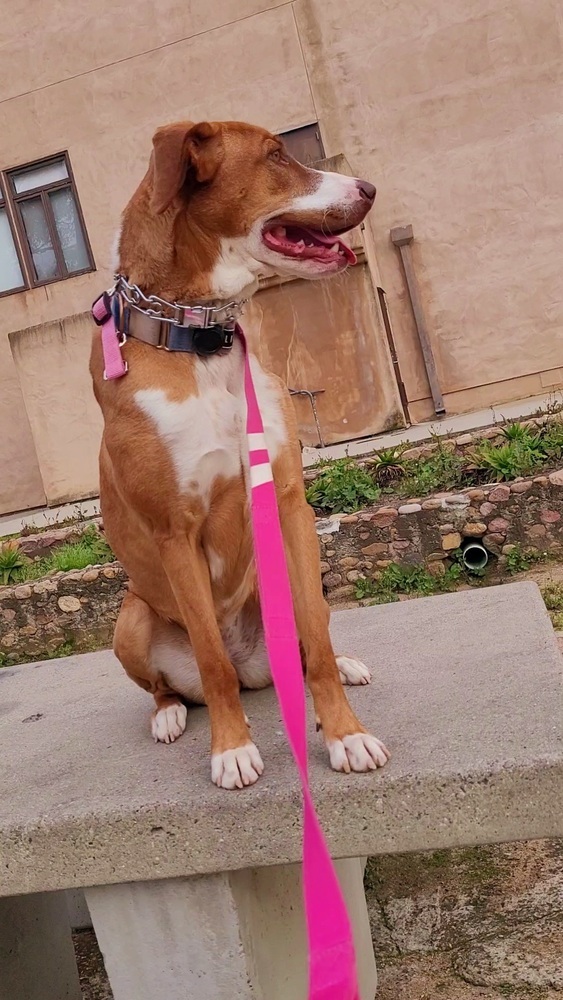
[305,416,563,609]
[3,415,563,666]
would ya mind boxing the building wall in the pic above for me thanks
[295,0,563,420]
[2,0,563,510]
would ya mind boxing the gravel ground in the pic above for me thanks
[74,931,112,1000]
[75,930,559,1000]
[377,953,558,1000]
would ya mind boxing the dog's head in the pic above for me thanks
[119,120,376,300]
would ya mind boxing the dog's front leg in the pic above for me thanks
[157,534,263,789]
[273,461,389,774]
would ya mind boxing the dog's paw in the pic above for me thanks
[328,733,389,773]
[336,654,371,686]
[151,702,188,744]
[211,742,264,790]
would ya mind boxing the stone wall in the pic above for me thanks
[318,469,563,600]
[366,839,563,993]
[2,466,563,663]
[0,564,126,664]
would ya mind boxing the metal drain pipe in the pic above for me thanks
[391,224,446,416]
[462,540,489,573]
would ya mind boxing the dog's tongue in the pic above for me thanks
[264,224,357,264]
[302,228,357,265]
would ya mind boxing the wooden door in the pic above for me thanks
[245,255,405,448]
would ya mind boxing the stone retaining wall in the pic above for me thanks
[0,563,126,664]
[318,469,563,600]
[2,467,563,663]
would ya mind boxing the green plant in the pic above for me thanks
[50,525,113,573]
[399,441,471,497]
[353,576,399,603]
[504,543,546,575]
[470,438,543,481]
[0,524,115,585]
[370,447,406,486]
[541,582,563,612]
[378,563,437,596]
[0,541,28,585]
[305,459,380,514]
[501,420,533,442]
[354,560,463,603]
[541,417,563,458]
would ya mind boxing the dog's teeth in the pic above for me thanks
[331,243,340,252]
[296,240,305,249]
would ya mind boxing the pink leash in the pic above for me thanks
[242,329,360,1000]
[95,306,360,999]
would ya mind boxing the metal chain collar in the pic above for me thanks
[113,274,247,329]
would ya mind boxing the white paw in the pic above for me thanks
[151,703,188,744]
[211,742,264,790]
[336,655,372,686]
[328,733,390,773]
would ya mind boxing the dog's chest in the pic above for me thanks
[134,351,286,503]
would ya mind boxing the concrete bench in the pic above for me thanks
[0,581,561,999]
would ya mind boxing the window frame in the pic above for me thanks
[0,151,95,294]
[278,122,326,165]
[0,181,28,299]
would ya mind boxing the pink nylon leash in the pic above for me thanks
[95,307,360,999]
[240,330,360,1000]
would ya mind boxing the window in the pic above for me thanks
[0,153,94,296]
[0,186,26,295]
[280,123,326,165]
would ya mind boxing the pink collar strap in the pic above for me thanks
[92,300,360,999]
[92,292,128,380]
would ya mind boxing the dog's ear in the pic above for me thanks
[150,121,223,215]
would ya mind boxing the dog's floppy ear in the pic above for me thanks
[150,121,223,215]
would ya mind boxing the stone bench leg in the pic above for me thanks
[0,891,82,1000]
[85,857,377,999]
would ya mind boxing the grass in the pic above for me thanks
[400,438,471,497]
[541,581,563,629]
[354,560,464,603]
[306,417,563,515]
[50,530,113,572]
[0,525,114,586]
[306,457,381,513]
[504,543,547,575]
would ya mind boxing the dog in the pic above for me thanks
[90,120,389,789]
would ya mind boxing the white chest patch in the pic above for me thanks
[134,349,287,503]
[135,384,243,502]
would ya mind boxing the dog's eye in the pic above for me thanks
[269,148,286,164]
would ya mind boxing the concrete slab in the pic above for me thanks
[0,582,561,898]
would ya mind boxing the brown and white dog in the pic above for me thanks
[90,120,389,789]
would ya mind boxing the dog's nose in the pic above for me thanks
[357,180,376,203]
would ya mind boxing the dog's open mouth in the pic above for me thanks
[262,224,357,266]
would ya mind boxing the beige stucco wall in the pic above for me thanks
[2,0,563,509]
[1,1,317,511]
[0,333,46,514]
[9,314,103,506]
[295,0,563,419]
